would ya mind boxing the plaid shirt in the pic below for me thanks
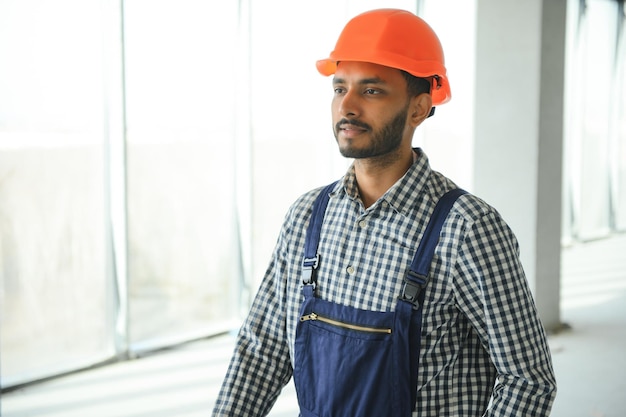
[213,149,556,416]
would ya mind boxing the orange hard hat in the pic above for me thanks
[316,8,451,106]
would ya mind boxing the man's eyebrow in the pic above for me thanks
[332,77,386,85]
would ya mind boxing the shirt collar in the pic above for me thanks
[338,147,432,215]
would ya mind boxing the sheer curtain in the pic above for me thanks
[0,0,243,387]
[0,0,113,386]
[123,0,241,352]
[563,0,626,241]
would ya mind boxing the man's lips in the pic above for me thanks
[340,124,367,132]
[336,120,370,137]
[338,125,367,139]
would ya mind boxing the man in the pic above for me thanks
[213,8,556,416]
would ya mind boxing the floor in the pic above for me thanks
[2,235,625,417]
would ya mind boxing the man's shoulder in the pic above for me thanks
[283,180,342,223]
[450,191,494,220]
[426,171,500,224]
[294,181,339,206]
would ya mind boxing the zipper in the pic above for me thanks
[300,312,392,334]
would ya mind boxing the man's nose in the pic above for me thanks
[337,89,361,118]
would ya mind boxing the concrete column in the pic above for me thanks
[473,0,566,330]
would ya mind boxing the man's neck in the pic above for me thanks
[353,147,415,209]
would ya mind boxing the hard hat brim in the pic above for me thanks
[316,57,451,106]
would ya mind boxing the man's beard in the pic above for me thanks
[334,106,408,159]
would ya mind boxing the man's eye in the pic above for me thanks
[334,87,345,94]
[364,88,379,95]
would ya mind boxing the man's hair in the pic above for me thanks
[401,71,431,97]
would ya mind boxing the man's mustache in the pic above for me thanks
[335,118,372,131]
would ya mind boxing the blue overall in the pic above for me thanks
[293,182,466,417]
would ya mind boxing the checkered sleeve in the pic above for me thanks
[455,206,557,416]
[211,206,299,416]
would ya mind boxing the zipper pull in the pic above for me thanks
[300,313,318,322]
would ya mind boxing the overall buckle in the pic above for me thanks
[302,254,320,286]
[399,271,429,309]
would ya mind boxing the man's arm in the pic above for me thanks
[212,232,294,416]
[456,210,557,416]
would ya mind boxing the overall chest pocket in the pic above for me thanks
[294,296,412,417]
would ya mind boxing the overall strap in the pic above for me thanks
[302,182,466,296]
[302,181,339,287]
[399,188,467,308]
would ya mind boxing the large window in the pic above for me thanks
[563,0,626,241]
[0,0,113,386]
[123,0,241,351]
[0,0,244,387]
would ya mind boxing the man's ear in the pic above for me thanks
[409,93,433,127]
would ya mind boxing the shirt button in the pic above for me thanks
[358,220,367,228]
[382,201,389,208]
[346,266,355,275]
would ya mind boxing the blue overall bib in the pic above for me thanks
[293,182,465,417]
